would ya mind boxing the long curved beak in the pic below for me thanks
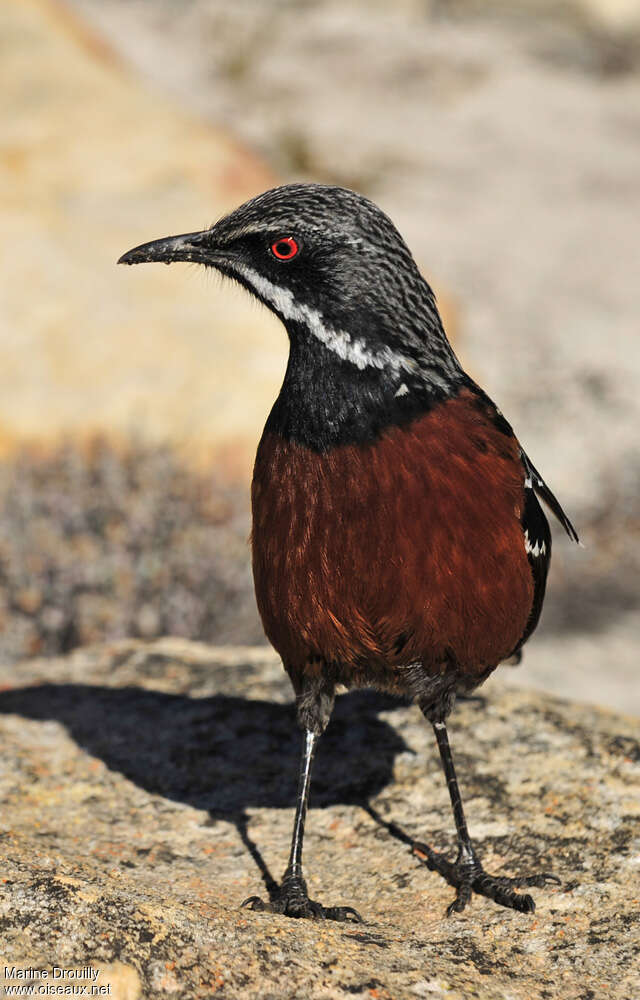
[117,230,212,267]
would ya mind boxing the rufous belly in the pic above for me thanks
[251,390,533,692]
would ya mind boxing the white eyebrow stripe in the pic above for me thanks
[230,262,418,375]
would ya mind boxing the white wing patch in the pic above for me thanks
[524,528,547,558]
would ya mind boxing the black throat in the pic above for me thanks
[264,324,463,452]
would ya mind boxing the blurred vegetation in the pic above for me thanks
[0,439,264,663]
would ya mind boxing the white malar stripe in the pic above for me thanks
[524,529,547,558]
[232,262,418,375]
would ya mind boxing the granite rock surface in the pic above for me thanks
[0,639,638,999]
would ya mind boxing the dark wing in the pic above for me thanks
[520,449,579,543]
[510,482,552,656]
[510,450,579,657]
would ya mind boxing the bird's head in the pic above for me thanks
[118,184,461,391]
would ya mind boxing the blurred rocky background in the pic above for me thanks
[1,0,639,710]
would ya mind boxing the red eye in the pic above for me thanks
[271,237,299,260]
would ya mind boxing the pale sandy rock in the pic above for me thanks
[0,640,638,998]
[464,0,640,33]
[0,0,282,473]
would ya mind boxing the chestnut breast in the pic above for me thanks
[251,389,534,685]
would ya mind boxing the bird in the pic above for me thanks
[118,183,579,922]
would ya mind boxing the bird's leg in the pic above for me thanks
[243,677,361,922]
[413,718,559,916]
[277,727,328,916]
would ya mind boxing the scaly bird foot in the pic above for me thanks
[242,874,362,923]
[412,841,560,916]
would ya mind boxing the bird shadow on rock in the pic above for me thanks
[0,683,411,897]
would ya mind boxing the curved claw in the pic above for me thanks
[446,901,463,917]
[324,905,363,923]
[523,872,561,888]
[241,895,267,911]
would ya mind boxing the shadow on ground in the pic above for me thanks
[0,683,410,894]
